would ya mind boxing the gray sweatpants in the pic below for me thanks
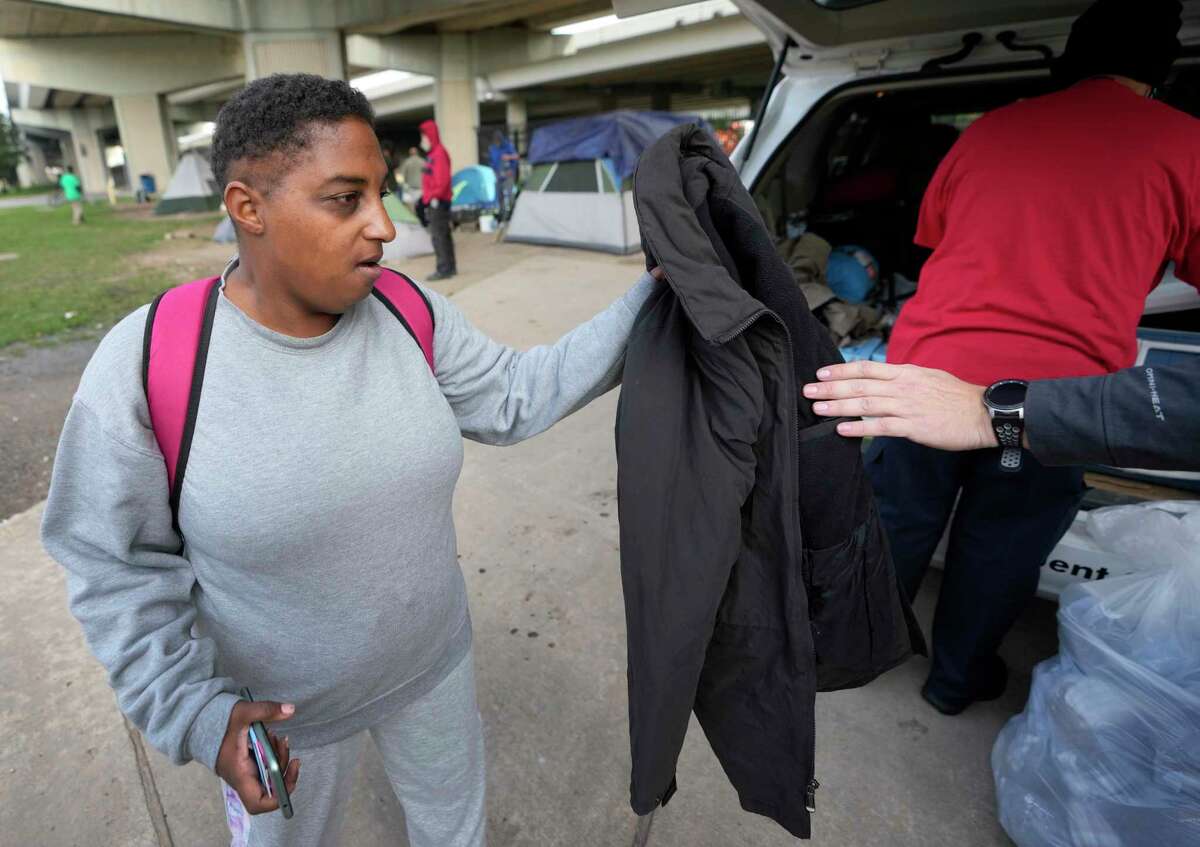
[224,652,486,847]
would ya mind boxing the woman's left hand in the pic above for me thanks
[649,267,666,281]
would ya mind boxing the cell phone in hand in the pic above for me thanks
[239,687,294,819]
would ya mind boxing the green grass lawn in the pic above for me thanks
[0,202,221,349]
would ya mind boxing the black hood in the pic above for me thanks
[1054,0,1182,88]
[633,124,766,344]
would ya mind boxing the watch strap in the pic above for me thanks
[985,380,1027,474]
[993,418,1023,472]
[994,419,1022,448]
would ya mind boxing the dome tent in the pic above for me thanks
[504,111,712,254]
[381,192,433,260]
[451,165,498,211]
[155,151,221,215]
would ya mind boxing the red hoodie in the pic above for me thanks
[419,119,452,204]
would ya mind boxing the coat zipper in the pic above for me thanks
[713,310,801,490]
[715,307,818,818]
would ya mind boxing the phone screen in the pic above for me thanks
[239,687,293,819]
[248,728,273,796]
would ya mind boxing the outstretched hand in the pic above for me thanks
[215,699,300,814]
[803,361,1000,452]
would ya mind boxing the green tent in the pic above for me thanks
[381,193,433,260]
[384,192,419,224]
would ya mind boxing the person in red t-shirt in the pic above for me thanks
[867,0,1199,715]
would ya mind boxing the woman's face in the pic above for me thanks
[257,118,397,314]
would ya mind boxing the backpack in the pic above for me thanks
[141,268,434,532]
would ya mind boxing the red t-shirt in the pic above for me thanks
[888,79,1200,385]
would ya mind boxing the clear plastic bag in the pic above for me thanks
[992,502,1200,847]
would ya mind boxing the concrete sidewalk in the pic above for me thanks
[0,194,54,209]
[0,250,1045,846]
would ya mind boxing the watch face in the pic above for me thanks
[987,380,1028,410]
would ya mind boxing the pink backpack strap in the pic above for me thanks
[142,276,221,532]
[372,268,435,372]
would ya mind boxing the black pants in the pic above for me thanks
[864,438,1085,704]
[429,202,456,275]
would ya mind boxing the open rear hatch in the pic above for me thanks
[616,0,1200,498]
[730,0,1088,57]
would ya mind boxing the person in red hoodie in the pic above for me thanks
[419,119,456,280]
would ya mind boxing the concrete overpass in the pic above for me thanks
[1,0,768,193]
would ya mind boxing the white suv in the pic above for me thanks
[720,0,1200,597]
[732,0,1199,317]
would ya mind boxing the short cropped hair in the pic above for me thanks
[211,73,375,189]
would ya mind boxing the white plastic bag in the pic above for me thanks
[992,502,1200,847]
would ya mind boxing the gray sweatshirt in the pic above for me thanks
[41,261,655,771]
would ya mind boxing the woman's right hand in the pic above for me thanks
[215,699,300,814]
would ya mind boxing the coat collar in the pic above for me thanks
[633,124,766,344]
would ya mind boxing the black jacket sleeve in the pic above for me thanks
[1025,360,1200,471]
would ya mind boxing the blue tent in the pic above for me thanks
[527,110,713,180]
[451,165,498,211]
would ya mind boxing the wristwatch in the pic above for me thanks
[983,379,1028,472]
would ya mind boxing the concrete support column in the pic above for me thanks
[14,159,35,188]
[58,138,79,172]
[16,136,49,187]
[113,93,177,196]
[435,34,478,169]
[244,30,346,80]
[15,160,38,189]
[505,96,528,153]
[65,113,110,198]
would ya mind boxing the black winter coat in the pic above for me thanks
[616,124,926,839]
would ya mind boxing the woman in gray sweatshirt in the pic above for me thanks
[40,75,655,847]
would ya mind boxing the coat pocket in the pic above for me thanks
[801,497,921,693]
[796,423,921,691]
